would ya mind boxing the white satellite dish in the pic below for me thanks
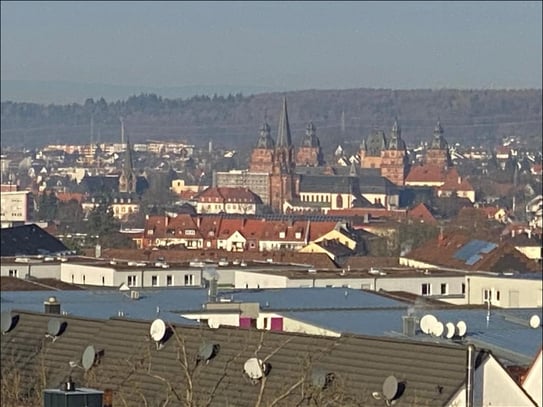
[529,315,540,329]
[431,321,444,337]
[420,314,438,335]
[150,319,167,342]
[456,320,467,337]
[244,357,266,380]
[445,322,455,339]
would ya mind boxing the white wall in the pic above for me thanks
[61,263,115,286]
[447,354,537,407]
[60,263,202,288]
[522,351,542,407]
[467,275,543,308]
[234,271,289,289]
[1,261,61,279]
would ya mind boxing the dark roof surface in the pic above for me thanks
[1,310,478,407]
[0,224,70,257]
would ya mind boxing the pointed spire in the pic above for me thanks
[391,117,401,139]
[434,118,443,137]
[349,159,358,177]
[256,121,274,149]
[125,134,134,173]
[276,97,292,148]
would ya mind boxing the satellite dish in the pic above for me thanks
[150,319,167,342]
[311,368,334,389]
[529,315,540,329]
[456,320,467,337]
[382,375,399,401]
[1,311,17,334]
[198,342,218,362]
[82,345,96,371]
[420,314,437,335]
[445,322,455,339]
[432,321,444,337]
[47,318,64,337]
[244,357,267,380]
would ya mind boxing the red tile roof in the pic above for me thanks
[408,203,437,224]
[405,164,447,183]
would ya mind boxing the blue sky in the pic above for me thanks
[1,1,542,92]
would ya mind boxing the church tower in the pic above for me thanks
[360,129,387,169]
[425,120,452,168]
[296,122,324,167]
[249,121,275,173]
[118,135,136,194]
[380,119,409,185]
[270,97,296,212]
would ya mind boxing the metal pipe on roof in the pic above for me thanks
[466,344,475,407]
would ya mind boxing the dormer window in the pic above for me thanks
[279,231,286,239]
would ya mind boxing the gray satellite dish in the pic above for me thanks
[382,375,399,401]
[456,320,467,337]
[445,322,455,339]
[198,342,218,362]
[311,368,334,389]
[82,345,96,371]
[150,319,167,342]
[1,311,16,334]
[529,315,540,329]
[47,318,63,337]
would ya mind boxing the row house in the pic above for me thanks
[195,187,263,215]
[138,214,341,252]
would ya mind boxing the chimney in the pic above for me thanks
[103,389,113,407]
[511,229,515,238]
[44,296,61,314]
[208,278,218,303]
[95,244,102,258]
[437,227,445,247]
[402,315,416,337]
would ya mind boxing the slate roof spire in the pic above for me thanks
[276,97,292,148]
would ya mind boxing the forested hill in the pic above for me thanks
[1,88,541,151]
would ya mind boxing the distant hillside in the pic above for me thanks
[1,88,541,152]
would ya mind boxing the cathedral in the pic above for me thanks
[359,119,409,186]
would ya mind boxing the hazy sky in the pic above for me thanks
[1,1,542,91]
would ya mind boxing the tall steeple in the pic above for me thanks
[276,97,292,148]
[119,134,136,194]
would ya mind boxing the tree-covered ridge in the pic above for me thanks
[1,88,541,150]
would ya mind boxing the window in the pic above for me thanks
[440,283,448,295]
[166,275,173,286]
[483,289,491,301]
[336,195,343,208]
[496,291,500,301]
[184,274,194,285]
[102,276,105,286]
[8,269,17,277]
[461,283,466,294]
[421,283,431,296]
[151,275,158,286]
[127,275,137,287]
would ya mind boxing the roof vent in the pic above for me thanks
[197,341,219,364]
[44,296,61,314]
[130,290,140,300]
[1,311,19,334]
[243,358,270,382]
[46,318,67,341]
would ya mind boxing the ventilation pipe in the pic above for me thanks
[466,344,475,407]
